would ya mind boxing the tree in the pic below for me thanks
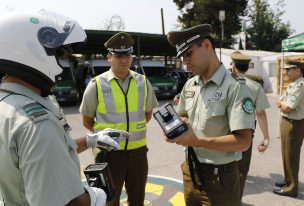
[246,0,293,51]
[103,15,125,31]
[173,0,249,48]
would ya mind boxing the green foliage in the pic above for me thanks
[246,0,293,51]
[246,74,264,86]
[173,0,248,48]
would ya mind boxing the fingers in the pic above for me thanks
[263,139,269,148]
[258,145,267,153]
[97,135,121,151]
[257,139,269,153]
[180,117,189,123]
[102,128,131,138]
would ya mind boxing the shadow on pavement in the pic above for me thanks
[244,173,304,200]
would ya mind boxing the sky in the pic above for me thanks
[0,0,302,36]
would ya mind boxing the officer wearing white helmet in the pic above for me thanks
[0,10,129,206]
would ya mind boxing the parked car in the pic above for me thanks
[52,59,78,105]
[132,60,178,99]
[167,70,192,93]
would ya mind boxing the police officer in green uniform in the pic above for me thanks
[166,24,255,206]
[79,32,158,206]
[0,11,125,206]
[274,59,304,197]
[230,51,271,201]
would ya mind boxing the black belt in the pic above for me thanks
[282,116,304,123]
[197,161,236,174]
[187,147,236,190]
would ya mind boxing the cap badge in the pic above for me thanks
[176,34,201,51]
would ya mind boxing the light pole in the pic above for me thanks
[219,10,225,62]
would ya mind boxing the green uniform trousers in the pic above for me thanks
[95,146,148,206]
[280,117,304,195]
[182,161,240,206]
[237,140,253,199]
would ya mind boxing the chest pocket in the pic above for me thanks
[208,100,226,116]
[200,100,226,130]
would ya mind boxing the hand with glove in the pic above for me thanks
[84,186,107,206]
[86,128,131,151]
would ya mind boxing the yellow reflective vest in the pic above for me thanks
[93,70,147,150]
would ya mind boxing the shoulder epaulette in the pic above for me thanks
[23,102,48,120]
[297,81,304,87]
[231,73,246,82]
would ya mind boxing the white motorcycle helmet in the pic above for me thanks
[0,10,87,96]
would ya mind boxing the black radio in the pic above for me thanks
[153,103,187,139]
[84,163,116,201]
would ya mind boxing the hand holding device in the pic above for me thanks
[84,163,116,201]
[153,103,187,139]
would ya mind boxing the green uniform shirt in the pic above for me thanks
[177,65,255,164]
[0,83,84,206]
[80,68,159,118]
[280,77,304,120]
[245,77,270,112]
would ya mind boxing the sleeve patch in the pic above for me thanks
[242,97,254,114]
[23,102,48,119]
[290,95,297,102]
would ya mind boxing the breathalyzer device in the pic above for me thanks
[84,163,116,201]
[153,103,187,139]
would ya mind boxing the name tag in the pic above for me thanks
[185,91,195,98]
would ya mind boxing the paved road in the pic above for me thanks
[64,94,304,206]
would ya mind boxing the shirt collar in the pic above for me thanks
[1,82,40,99]
[0,83,61,117]
[194,64,227,86]
[209,64,227,86]
[289,76,304,88]
[295,76,304,84]
[193,64,227,86]
[106,68,134,82]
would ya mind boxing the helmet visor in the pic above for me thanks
[37,9,86,56]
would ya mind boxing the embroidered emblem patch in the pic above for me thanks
[242,98,254,114]
[290,95,297,102]
[30,17,39,24]
[185,91,195,98]
[211,91,222,101]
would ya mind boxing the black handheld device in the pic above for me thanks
[153,103,187,139]
[83,163,116,201]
